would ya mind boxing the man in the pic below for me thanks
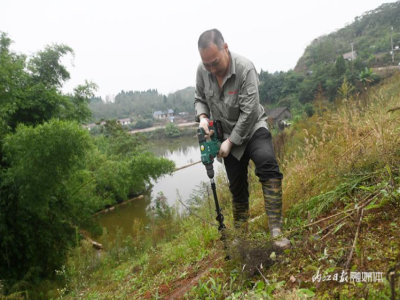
[194,29,290,249]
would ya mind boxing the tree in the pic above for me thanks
[133,119,154,130]
[304,103,315,117]
[335,56,346,76]
[337,77,355,101]
[0,33,175,296]
[0,32,94,133]
[0,32,27,141]
[165,122,182,138]
[359,67,378,89]
[28,44,73,88]
[0,120,93,292]
[91,121,175,201]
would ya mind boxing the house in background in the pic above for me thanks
[83,123,97,131]
[265,107,292,130]
[118,118,132,125]
[343,51,358,61]
[153,109,174,119]
[83,121,106,131]
[153,111,166,119]
[84,119,133,130]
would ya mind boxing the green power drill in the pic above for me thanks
[197,120,223,179]
[197,120,227,239]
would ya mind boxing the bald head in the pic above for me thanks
[198,29,230,79]
[198,29,225,50]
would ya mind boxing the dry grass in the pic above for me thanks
[278,74,400,214]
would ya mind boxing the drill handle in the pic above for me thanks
[197,123,215,141]
[197,127,207,143]
[213,120,223,142]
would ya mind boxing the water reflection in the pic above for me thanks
[148,137,222,206]
[95,193,151,242]
[148,137,200,168]
[96,136,224,240]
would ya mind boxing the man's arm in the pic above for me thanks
[228,68,260,146]
[194,65,210,122]
[194,65,214,137]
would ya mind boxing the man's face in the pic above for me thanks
[199,43,230,79]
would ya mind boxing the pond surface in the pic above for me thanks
[95,136,224,240]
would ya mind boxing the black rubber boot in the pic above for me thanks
[262,179,290,249]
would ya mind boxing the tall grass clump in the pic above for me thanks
[279,74,400,218]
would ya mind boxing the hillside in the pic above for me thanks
[257,1,400,110]
[295,1,400,72]
[52,72,400,300]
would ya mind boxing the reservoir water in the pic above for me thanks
[95,136,225,240]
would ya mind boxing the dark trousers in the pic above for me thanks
[224,128,283,205]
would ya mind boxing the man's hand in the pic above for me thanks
[199,116,214,138]
[218,139,233,158]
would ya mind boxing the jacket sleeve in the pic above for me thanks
[228,69,260,146]
[194,64,210,122]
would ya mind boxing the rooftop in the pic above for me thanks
[265,107,290,119]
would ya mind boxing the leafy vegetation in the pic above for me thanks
[130,119,153,130]
[164,123,182,138]
[0,32,174,298]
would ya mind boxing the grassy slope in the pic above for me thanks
[57,74,400,300]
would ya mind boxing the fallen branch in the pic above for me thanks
[317,193,379,241]
[304,208,354,229]
[306,248,318,261]
[388,106,400,113]
[256,266,269,285]
[345,208,364,270]
[320,212,355,241]
[302,193,372,229]
[79,229,103,250]
[249,213,265,223]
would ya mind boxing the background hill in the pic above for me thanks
[259,1,400,111]
[295,1,400,72]
[89,87,195,122]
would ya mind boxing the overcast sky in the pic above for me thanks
[1,0,396,98]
